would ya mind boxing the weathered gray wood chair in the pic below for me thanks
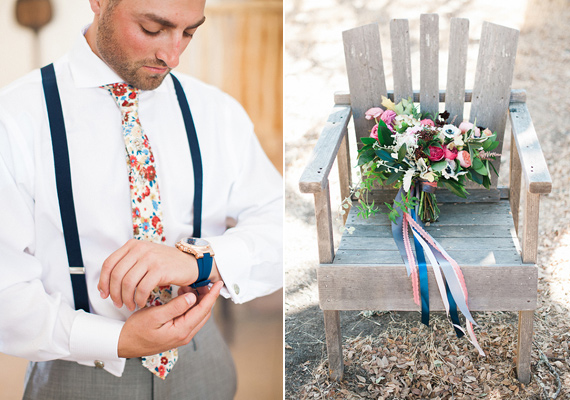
[299,14,552,384]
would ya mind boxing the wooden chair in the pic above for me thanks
[298,14,552,384]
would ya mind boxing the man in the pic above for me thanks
[0,0,283,398]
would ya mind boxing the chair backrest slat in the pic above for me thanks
[390,19,413,103]
[470,21,519,187]
[343,23,388,143]
[445,18,470,125]
[419,14,439,118]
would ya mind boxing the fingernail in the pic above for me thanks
[99,288,105,298]
[184,293,195,305]
[113,301,122,308]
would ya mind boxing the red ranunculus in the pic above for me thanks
[427,146,445,162]
[444,146,458,160]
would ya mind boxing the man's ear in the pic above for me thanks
[88,0,103,15]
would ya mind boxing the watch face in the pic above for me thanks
[184,237,209,247]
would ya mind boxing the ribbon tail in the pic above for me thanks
[410,210,429,326]
[445,280,464,338]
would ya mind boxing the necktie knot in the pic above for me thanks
[102,83,139,115]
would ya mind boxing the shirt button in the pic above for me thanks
[94,360,105,369]
[233,284,240,295]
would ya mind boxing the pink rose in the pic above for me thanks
[365,107,383,120]
[380,110,397,127]
[482,128,493,137]
[370,124,379,140]
[420,119,435,127]
[427,146,445,162]
[458,121,473,133]
[444,146,458,160]
[457,150,471,168]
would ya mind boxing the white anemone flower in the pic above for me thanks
[441,160,468,181]
[403,168,416,192]
[441,124,461,138]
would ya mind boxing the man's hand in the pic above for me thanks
[98,239,218,311]
[117,281,223,358]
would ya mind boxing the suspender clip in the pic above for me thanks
[69,267,85,275]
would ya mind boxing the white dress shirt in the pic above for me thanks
[0,31,283,377]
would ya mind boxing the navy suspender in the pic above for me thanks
[40,64,203,312]
[41,64,89,312]
[171,74,202,238]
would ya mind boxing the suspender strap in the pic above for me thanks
[41,63,89,312]
[171,73,203,238]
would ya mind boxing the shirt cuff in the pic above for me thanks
[69,311,126,375]
[206,234,252,304]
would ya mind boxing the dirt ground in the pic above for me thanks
[284,0,570,398]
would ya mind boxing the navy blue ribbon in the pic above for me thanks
[411,208,430,326]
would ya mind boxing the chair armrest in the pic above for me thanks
[509,102,552,194]
[299,105,352,193]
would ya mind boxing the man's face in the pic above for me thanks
[94,0,206,90]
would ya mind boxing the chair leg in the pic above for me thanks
[516,310,533,384]
[323,310,344,381]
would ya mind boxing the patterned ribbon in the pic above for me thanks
[102,83,178,379]
[391,182,484,356]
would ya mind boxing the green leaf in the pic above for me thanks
[482,175,491,189]
[472,157,488,176]
[375,149,394,162]
[361,137,377,145]
[397,144,407,163]
[487,141,499,151]
[444,180,467,198]
[380,126,394,146]
[385,170,404,186]
[431,160,447,172]
[469,170,484,185]
[395,102,404,115]
[357,152,374,166]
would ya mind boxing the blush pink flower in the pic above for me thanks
[420,119,435,127]
[427,146,445,162]
[380,110,397,127]
[458,121,473,133]
[365,107,383,120]
[370,124,379,140]
[457,150,472,168]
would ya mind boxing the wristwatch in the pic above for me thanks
[175,238,215,288]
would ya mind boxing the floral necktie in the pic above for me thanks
[102,83,177,380]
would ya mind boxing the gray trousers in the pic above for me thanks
[22,317,236,400]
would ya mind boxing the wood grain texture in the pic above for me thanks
[509,102,553,194]
[522,191,540,263]
[337,133,351,224]
[318,264,537,311]
[470,22,519,188]
[516,310,533,384]
[314,183,335,264]
[445,18,469,125]
[390,19,413,103]
[420,14,439,117]
[334,89,527,106]
[323,310,344,381]
[343,24,387,142]
[299,105,351,193]
[510,126,522,235]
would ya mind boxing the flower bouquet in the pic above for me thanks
[355,96,500,223]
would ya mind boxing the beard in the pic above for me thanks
[96,10,170,90]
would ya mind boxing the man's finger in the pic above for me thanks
[178,281,223,329]
[122,265,147,311]
[108,253,141,308]
[134,269,163,309]
[156,291,197,325]
[98,240,135,298]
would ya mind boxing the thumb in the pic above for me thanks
[158,292,197,323]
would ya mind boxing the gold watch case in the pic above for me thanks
[175,237,215,259]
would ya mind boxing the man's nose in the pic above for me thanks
[156,35,182,69]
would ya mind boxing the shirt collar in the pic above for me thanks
[68,25,170,93]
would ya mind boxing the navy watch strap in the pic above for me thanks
[190,253,213,288]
